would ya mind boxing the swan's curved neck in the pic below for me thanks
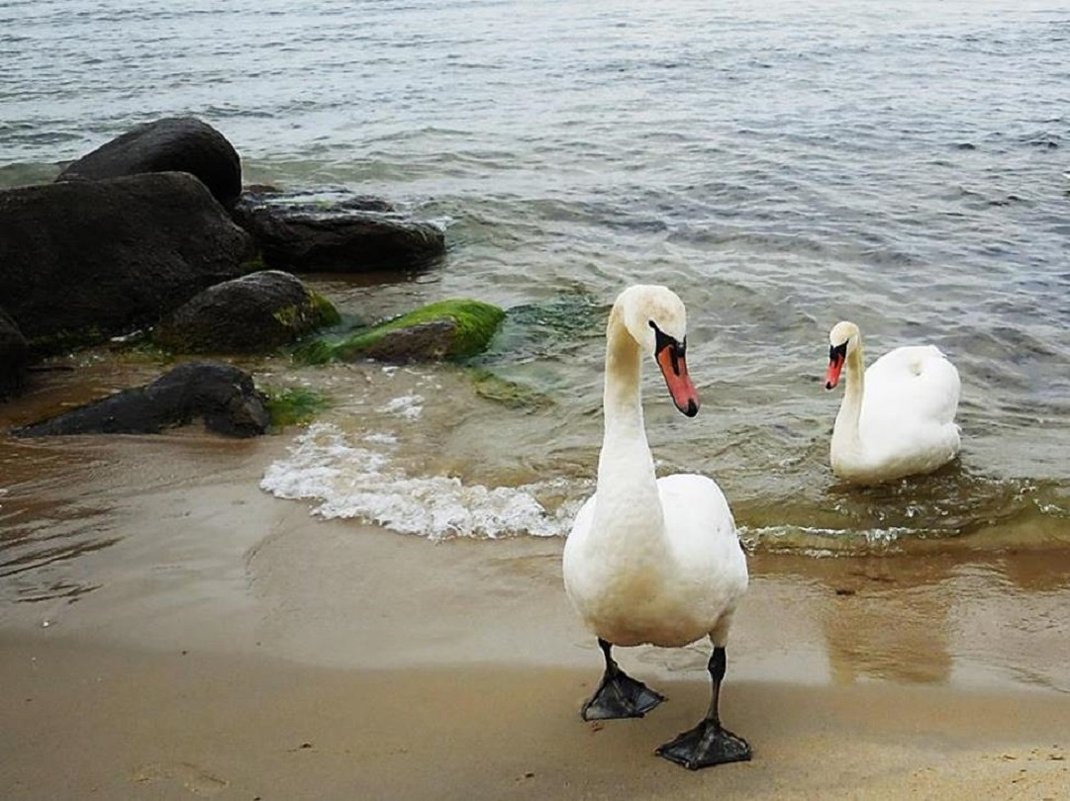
[602,307,645,439]
[595,307,661,527]
[833,338,866,448]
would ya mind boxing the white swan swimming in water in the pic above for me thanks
[562,284,750,770]
[825,320,961,484]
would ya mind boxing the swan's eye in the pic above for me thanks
[651,323,686,375]
[650,322,672,354]
[829,342,848,364]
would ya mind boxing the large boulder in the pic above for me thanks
[12,362,270,438]
[0,172,254,353]
[57,117,242,206]
[230,189,446,273]
[154,270,340,354]
[0,308,28,399]
[299,299,505,364]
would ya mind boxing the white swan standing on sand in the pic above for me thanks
[825,320,962,484]
[562,285,750,770]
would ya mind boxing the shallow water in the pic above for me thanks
[2,0,1069,553]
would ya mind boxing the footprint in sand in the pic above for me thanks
[131,762,229,796]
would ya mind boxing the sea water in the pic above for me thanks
[2,0,1068,548]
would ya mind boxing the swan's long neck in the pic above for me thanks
[594,306,663,536]
[602,307,646,446]
[832,337,866,453]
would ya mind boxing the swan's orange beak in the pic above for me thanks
[826,343,847,389]
[656,346,699,417]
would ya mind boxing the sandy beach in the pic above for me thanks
[4,637,1069,801]
[4,0,1070,797]
[2,432,1069,801]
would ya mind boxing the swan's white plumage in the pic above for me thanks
[562,285,747,650]
[829,322,962,484]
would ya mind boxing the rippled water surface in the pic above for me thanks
[2,0,1069,557]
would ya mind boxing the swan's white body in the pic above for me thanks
[828,322,961,484]
[562,286,747,650]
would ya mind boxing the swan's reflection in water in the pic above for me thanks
[745,549,1070,693]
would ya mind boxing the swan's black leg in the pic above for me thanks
[656,646,751,769]
[580,638,665,720]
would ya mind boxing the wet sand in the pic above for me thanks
[3,637,1069,801]
[2,431,1070,800]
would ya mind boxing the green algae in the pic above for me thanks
[469,368,553,411]
[297,298,505,365]
[263,385,331,428]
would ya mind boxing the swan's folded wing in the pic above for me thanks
[864,345,961,429]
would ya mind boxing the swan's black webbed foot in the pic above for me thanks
[656,718,751,769]
[581,669,665,720]
[580,638,665,720]
[656,645,750,769]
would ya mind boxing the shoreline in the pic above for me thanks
[2,433,1069,799]
[4,492,1068,691]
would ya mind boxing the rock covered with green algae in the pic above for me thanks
[154,270,340,354]
[299,299,505,364]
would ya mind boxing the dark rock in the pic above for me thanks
[154,270,340,354]
[240,186,396,214]
[0,308,29,399]
[12,363,270,438]
[0,172,253,353]
[230,189,446,273]
[57,117,243,206]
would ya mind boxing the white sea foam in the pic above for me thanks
[261,423,576,540]
[377,393,424,421]
[739,524,915,555]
